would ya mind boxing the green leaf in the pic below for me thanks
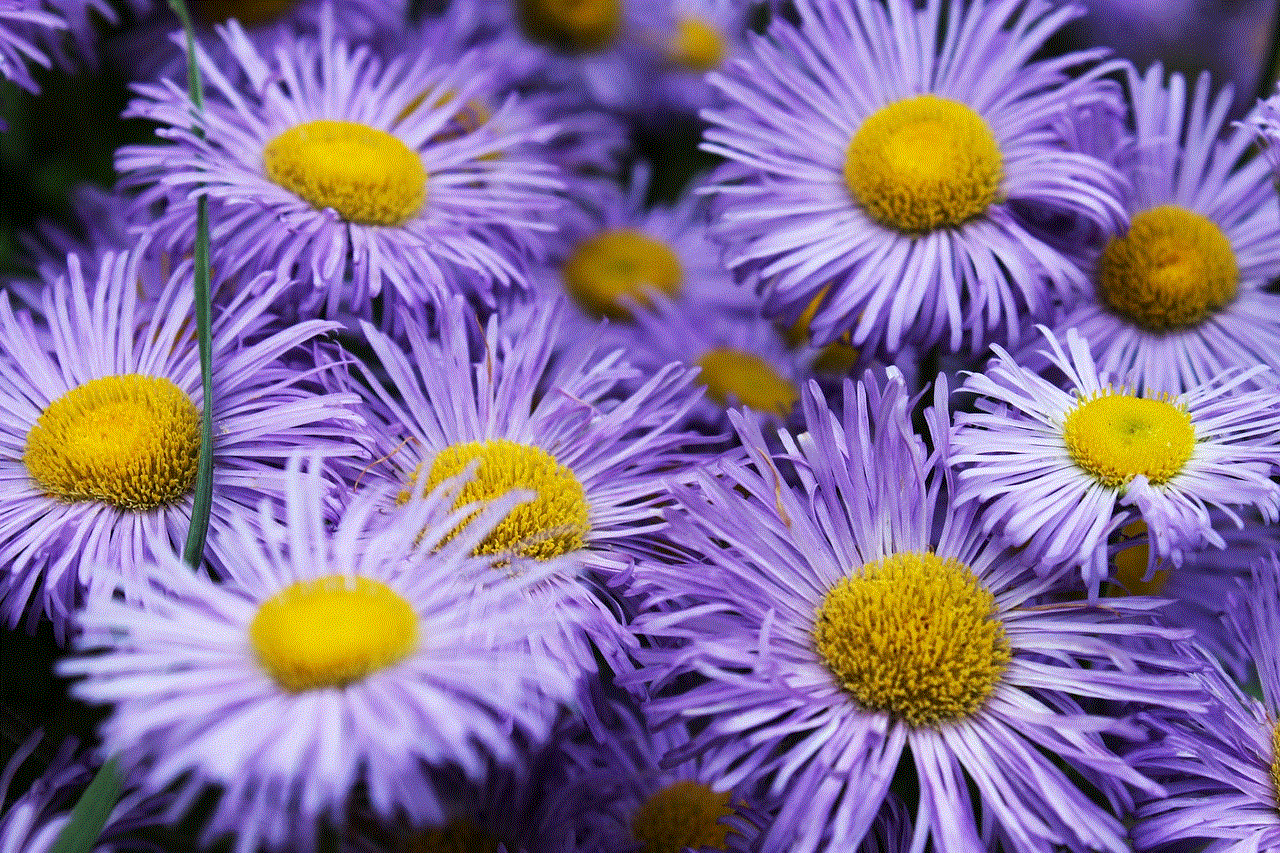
[182,192,214,568]
[163,0,215,569]
[48,757,123,853]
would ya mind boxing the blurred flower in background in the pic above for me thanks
[1077,0,1278,116]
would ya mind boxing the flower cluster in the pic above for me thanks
[3,1,1280,851]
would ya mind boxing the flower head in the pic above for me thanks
[950,327,1280,591]
[630,371,1201,852]
[119,14,565,321]
[351,295,702,670]
[701,0,1126,355]
[62,456,578,853]
[1131,554,1280,852]
[1048,65,1280,393]
[0,246,365,637]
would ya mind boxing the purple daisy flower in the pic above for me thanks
[635,0,752,121]
[118,13,565,320]
[0,734,162,853]
[439,0,676,118]
[533,170,756,338]
[550,688,772,852]
[60,456,579,853]
[0,246,365,637]
[350,295,701,670]
[701,0,1126,355]
[617,291,809,429]
[0,0,61,94]
[1105,512,1280,681]
[1130,554,1280,852]
[630,371,1201,853]
[1047,65,1280,393]
[950,327,1280,592]
[385,11,630,177]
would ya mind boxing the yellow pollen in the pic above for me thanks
[668,17,726,71]
[263,120,427,226]
[1270,722,1280,810]
[516,0,621,53]
[695,348,799,418]
[814,551,1011,727]
[192,0,297,25]
[249,575,419,693]
[400,821,501,853]
[1098,205,1238,332]
[23,375,201,512]
[844,95,1003,232]
[401,440,590,561]
[562,229,683,320]
[1108,520,1169,595]
[631,780,736,853]
[1062,391,1195,490]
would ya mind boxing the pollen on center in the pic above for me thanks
[562,229,684,320]
[1097,205,1238,332]
[631,780,737,853]
[249,575,419,693]
[695,348,799,418]
[23,374,201,512]
[668,17,726,71]
[263,119,427,226]
[814,551,1011,727]
[516,0,622,53]
[844,94,1003,232]
[406,439,590,561]
[1062,391,1195,489]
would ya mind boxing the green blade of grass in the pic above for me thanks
[182,191,214,567]
[52,5,213,850]
[48,757,122,853]
[166,1,214,569]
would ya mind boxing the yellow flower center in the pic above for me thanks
[695,348,798,418]
[1107,520,1169,595]
[402,440,590,561]
[1097,205,1238,332]
[668,17,726,71]
[23,375,201,512]
[1062,392,1195,490]
[193,0,296,25]
[249,576,419,693]
[844,95,1003,232]
[263,120,427,226]
[561,229,683,320]
[516,0,622,53]
[400,821,501,853]
[631,780,736,853]
[814,551,1011,727]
